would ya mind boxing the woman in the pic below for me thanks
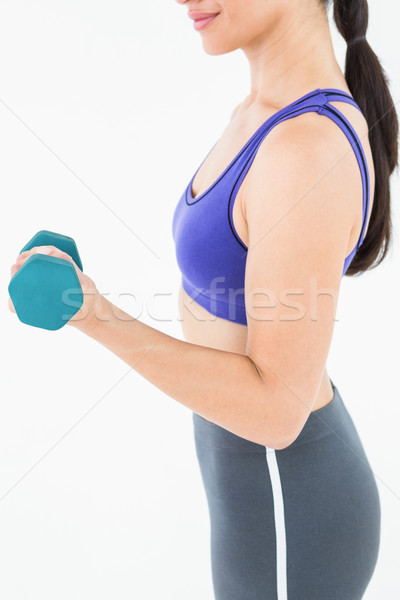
[9,0,398,598]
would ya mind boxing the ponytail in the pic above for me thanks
[323,0,399,274]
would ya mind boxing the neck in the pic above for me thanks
[241,9,345,108]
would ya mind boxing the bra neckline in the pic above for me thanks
[187,87,356,204]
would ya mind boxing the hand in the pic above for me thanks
[8,245,102,332]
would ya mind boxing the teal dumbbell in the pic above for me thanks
[8,230,84,331]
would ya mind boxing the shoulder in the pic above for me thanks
[242,111,358,238]
[252,109,350,177]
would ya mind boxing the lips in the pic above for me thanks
[188,12,219,21]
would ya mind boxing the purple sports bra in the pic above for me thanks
[172,88,371,326]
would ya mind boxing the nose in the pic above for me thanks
[175,0,189,4]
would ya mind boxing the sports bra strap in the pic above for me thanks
[321,88,363,113]
[316,96,370,252]
[238,88,370,259]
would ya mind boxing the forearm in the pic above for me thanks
[70,295,284,447]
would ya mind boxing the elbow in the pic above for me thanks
[251,419,298,450]
[268,392,317,449]
[262,405,307,451]
[265,430,301,451]
[259,420,301,450]
[271,434,299,451]
[249,360,310,450]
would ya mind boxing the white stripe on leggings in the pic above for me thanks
[265,447,288,600]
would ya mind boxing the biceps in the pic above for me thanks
[243,183,346,407]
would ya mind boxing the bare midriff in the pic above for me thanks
[178,284,336,412]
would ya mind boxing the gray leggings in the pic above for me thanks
[192,379,381,600]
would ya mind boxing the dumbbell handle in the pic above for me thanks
[20,229,83,271]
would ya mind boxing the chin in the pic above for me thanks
[201,38,240,56]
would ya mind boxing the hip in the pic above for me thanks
[192,379,381,599]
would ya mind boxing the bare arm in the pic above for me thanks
[69,113,352,450]
[71,297,285,447]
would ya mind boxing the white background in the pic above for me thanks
[1,1,399,598]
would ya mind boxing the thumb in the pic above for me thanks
[8,295,16,314]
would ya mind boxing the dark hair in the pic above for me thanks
[321,0,399,275]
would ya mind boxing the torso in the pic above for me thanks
[177,85,375,412]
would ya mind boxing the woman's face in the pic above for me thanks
[176,0,292,56]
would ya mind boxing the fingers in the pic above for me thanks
[10,262,20,277]
[18,246,62,261]
[13,246,79,270]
